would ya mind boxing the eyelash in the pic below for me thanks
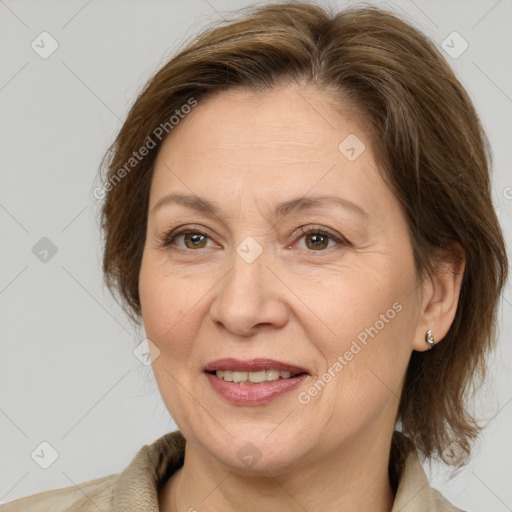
[159,225,350,252]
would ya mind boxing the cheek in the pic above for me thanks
[139,255,191,355]
[305,263,415,406]
[139,252,221,380]
[139,249,198,327]
[306,315,411,440]
[337,302,414,418]
[139,263,198,422]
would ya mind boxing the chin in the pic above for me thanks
[215,447,305,476]
[197,427,313,476]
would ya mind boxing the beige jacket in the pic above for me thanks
[0,430,465,511]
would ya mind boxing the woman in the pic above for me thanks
[2,2,507,511]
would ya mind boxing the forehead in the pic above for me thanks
[149,85,388,219]
[159,85,363,156]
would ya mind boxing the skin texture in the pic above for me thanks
[138,84,465,512]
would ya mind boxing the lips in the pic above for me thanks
[204,357,309,375]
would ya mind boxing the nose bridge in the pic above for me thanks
[234,236,272,288]
[210,242,288,335]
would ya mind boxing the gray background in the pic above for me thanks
[0,0,511,510]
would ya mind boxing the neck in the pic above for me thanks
[160,426,396,512]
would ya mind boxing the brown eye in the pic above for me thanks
[304,232,330,250]
[182,232,208,249]
[296,226,346,252]
[162,229,214,250]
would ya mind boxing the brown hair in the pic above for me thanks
[95,1,508,463]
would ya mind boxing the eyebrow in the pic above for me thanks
[151,193,369,220]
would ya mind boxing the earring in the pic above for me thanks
[425,329,435,350]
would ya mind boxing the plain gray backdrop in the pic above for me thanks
[1,0,511,510]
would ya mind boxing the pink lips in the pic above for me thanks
[204,358,310,406]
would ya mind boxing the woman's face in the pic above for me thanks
[139,84,425,474]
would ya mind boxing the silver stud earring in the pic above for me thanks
[425,329,435,350]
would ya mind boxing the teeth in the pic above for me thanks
[249,370,267,383]
[233,371,248,383]
[214,369,297,383]
[266,370,280,381]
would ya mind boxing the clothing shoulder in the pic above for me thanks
[390,432,468,512]
[430,487,468,512]
[0,432,185,512]
[0,473,119,512]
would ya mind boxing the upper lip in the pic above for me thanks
[204,358,309,375]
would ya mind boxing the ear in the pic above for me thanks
[412,243,466,352]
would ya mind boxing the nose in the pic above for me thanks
[209,250,289,337]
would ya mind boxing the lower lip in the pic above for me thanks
[206,372,309,406]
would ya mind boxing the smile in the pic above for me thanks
[212,369,299,383]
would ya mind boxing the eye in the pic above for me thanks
[294,226,348,251]
[160,225,350,252]
[161,227,217,250]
